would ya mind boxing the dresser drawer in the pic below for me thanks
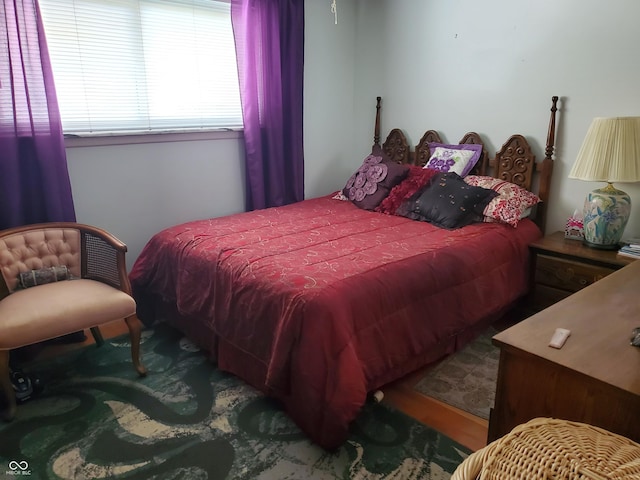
[535,254,615,293]
[531,284,572,311]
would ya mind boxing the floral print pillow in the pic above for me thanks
[464,175,541,227]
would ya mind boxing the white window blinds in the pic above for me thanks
[39,0,242,134]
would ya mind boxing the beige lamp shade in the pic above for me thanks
[568,116,640,183]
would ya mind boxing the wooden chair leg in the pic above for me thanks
[124,314,147,377]
[90,326,105,347]
[0,350,16,422]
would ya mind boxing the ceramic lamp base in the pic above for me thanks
[582,183,631,250]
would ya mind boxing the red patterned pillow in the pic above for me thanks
[376,166,438,215]
[463,175,541,227]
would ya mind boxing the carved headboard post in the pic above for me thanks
[545,96,559,161]
[374,96,382,149]
[373,97,410,163]
[535,96,559,234]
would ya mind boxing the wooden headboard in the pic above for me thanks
[373,96,559,233]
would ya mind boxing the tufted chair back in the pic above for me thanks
[0,223,127,301]
[0,228,81,295]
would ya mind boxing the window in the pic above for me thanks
[39,0,242,134]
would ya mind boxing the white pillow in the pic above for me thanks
[425,147,477,176]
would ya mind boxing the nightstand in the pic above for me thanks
[528,231,635,312]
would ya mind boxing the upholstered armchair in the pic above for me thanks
[0,222,147,420]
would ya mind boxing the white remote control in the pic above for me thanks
[549,328,571,349]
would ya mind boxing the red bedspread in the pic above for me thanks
[130,194,541,449]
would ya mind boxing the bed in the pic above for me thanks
[130,96,559,449]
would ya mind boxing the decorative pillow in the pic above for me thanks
[375,166,439,215]
[424,143,482,177]
[342,153,410,210]
[18,265,71,289]
[399,172,499,229]
[464,175,541,227]
[332,191,349,201]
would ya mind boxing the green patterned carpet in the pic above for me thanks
[0,324,470,479]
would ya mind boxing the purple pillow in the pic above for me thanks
[425,142,483,177]
[343,153,410,210]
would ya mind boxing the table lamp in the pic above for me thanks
[568,116,640,249]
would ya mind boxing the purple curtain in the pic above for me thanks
[231,0,304,211]
[0,0,76,230]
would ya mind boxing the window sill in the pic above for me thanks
[64,128,243,148]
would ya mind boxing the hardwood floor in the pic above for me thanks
[22,320,489,452]
[381,364,488,452]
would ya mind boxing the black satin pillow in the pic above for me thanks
[400,172,498,229]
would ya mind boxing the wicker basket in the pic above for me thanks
[452,418,640,480]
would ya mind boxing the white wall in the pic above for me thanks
[303,0,359,198]
[351,0,640,238]
[66,136,246,269]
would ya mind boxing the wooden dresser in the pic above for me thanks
[488,259,640,443]
[529,231,634,312]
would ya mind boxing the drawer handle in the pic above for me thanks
[555,268,574,282]
[579,278,588,285]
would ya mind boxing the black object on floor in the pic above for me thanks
[10,369,44,404]
[44,331,87,344]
